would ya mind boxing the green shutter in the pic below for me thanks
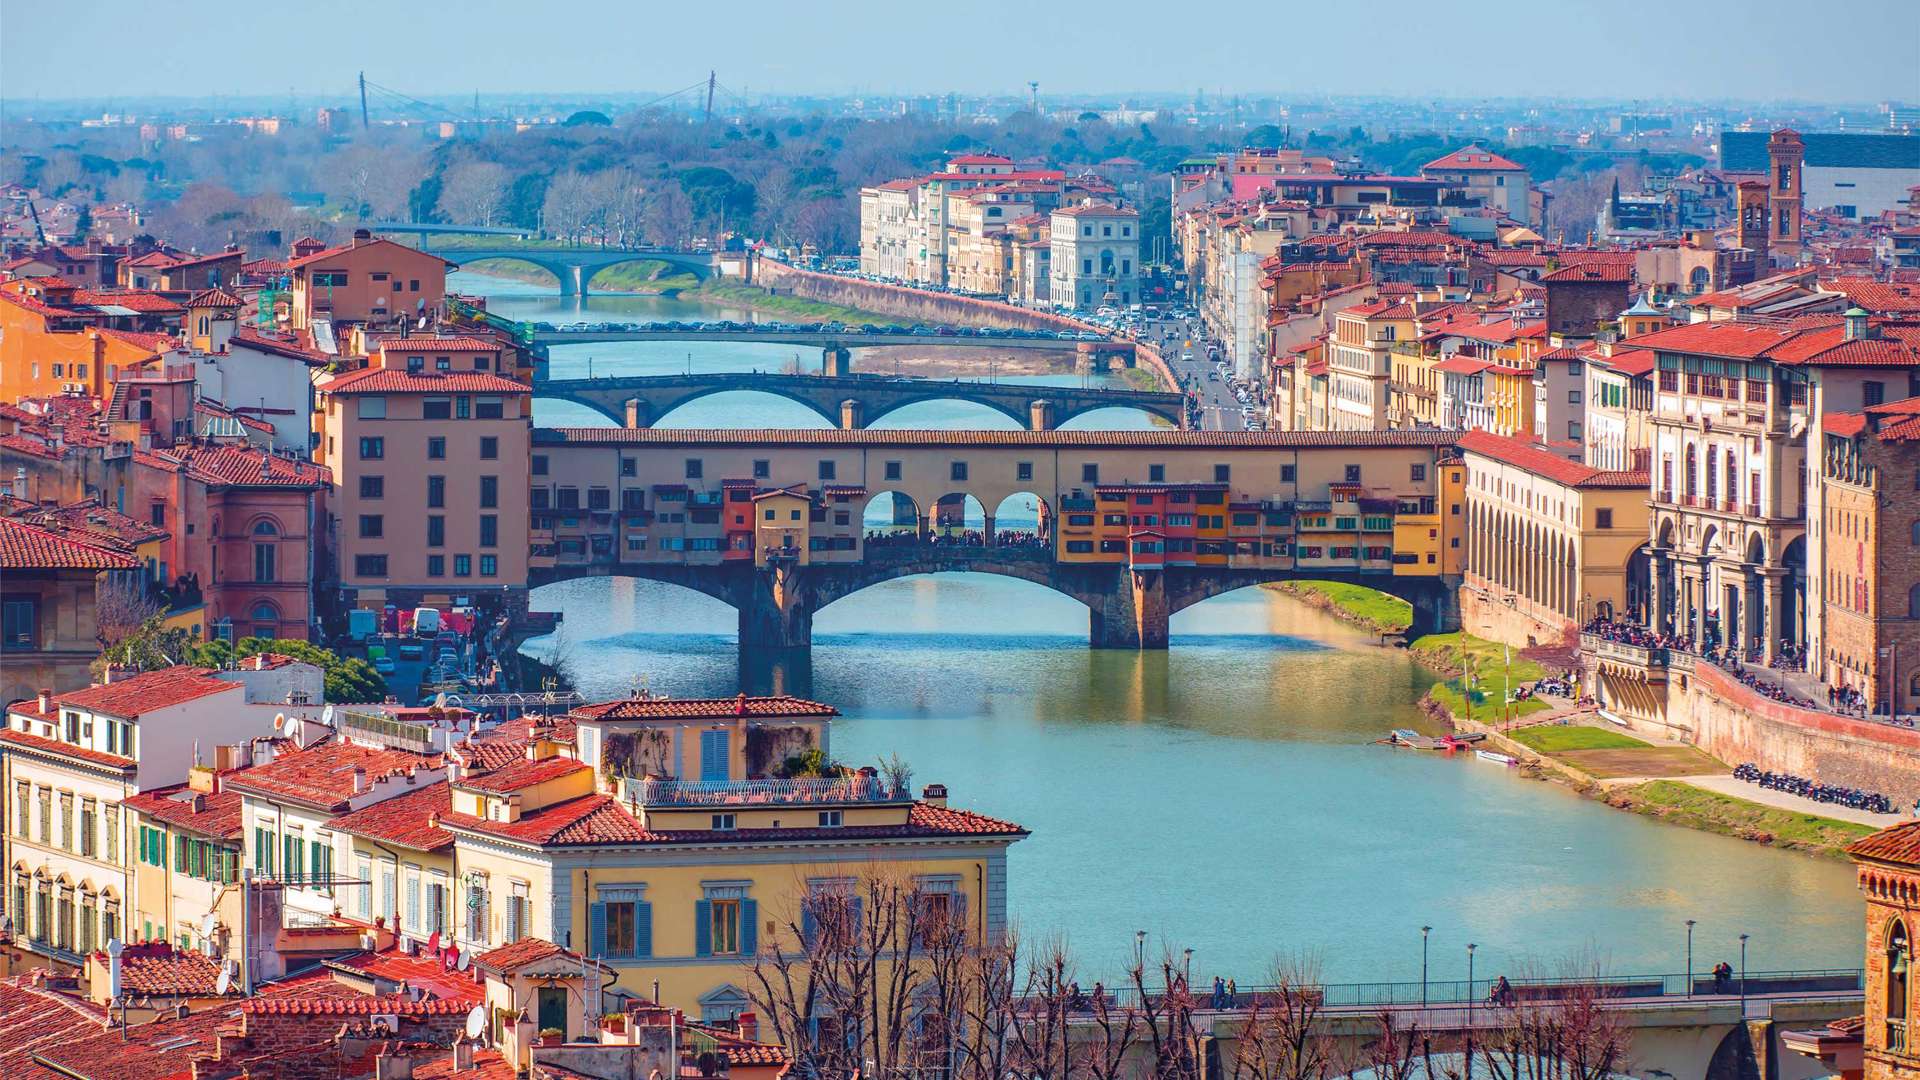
[738,899,756,956]
[588,902,608,956]
[635,901,653,958]
[694,899,712,957]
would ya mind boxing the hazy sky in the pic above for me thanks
[3,0,1916,105]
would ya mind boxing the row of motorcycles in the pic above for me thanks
[1732,763,1894,814]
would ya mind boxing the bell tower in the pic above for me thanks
[1767,128,1805,264]
[1736,180,1770,266]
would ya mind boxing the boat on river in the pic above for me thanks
[1476,750,1518,766]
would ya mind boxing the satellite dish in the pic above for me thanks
[200,912,219,939]
[215,967,232,996]
[457,948,472,972]
[465,1005,487,1040]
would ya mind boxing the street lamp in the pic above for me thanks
[1135,930,1147,973]
[1421,926,1433,1006]
[1183,947,1194,987]
[1685,920,1696,997]
[1739,934,1749,1011]
[1466,943,1478,1026]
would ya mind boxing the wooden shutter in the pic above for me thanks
[635,901,653,958]
[588,901,608,956]
[739,899,757,956]
[694,898,713,957]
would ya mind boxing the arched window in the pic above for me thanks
[1689,266,1711,293]
[252,520,279,536]
[250,602,279,640]
[1911,520,1920,547]
[1889,919,1910,1025]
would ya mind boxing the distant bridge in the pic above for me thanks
[536,327,1100,351]
[534,371,1187,430]
[373,229,721,295]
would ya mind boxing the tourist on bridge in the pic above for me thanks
[1712,961,1734,993]
[1211,976,1226,1009]
[1489,975,1516,1007]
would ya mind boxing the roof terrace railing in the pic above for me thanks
[629,776,908,808]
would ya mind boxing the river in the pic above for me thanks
[467,270,1865,986]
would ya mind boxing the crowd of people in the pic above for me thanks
[862,528,1050,549]
[1732,763,1896,814]
[1582,618,1688,652]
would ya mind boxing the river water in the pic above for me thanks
[468,271,1864,986]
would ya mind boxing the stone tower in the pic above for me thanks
[1736,180,1771,266]
[1767,128,1806,264]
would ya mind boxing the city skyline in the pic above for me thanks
[2,0,1917,105]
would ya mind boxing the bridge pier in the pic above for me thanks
[1028,400,1057,430]
[624,399,651,428]
[558,264,588,299]
[839,398,864,429]
[1406,578,1463,638]
[739,562,815,650]
[1089,569,1170,649]
[822,346,852,378]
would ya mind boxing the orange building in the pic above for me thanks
[315,345,531,614]
[0,279,180,403]
[288,230,456,332]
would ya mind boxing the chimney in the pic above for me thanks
[36,688,51,714]
[254,653,268,671]
[452,1038,475,1073]
[737,1011,759,1043]
[353,228,372,247]
[351,766,368,794]
[921,783,948,807]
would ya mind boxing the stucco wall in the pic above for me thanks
[1460,581,1576,651]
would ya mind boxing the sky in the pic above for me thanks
[2,0,1917,105]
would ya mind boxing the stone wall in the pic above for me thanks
[1647,660,1920,800]
[757,258,1083,332]
[1459,580,1578,651]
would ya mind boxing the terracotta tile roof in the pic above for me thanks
[226,740,441,812]
[456,755,589,794]
[34,1002,252,1080]
[122,782,245,840]
[0,728,137,771]
[116,947,230,996]
[1434,356,1493,375]
[138,444,330,489]
[1052,202,1137,218]
[286,236,454,270]
[416,1050,518,1080]
[97,327,178,354]
[1824,412,1869,438]
[1457,430,1648,489]
[319,368,530,395]
[1632,318,1920,367]
[231,326,329,364]
[1823,278,1920,314]
[571,694,839,722]
[1424,146,1526,172]
[1848,820,1920,866]
[376,337,502,353]
[184,287,243,308]
[327,779,455,851]
[442,795,1028,849]
[1541,262,1634,283]
[242,993,475,1016]
[73,289,185,314]
[470,937,581,973]
[0,975,107,1079]
[323,949,484,1003]
[0,515,139,569]
[17,498,169,549]
[37,665,238,719]
[534,428,1463,449]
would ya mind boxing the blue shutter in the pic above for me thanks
[695,899,713,957]
[739,899,757,956]
[588,902,608,956]
[801,905,818,948]
[700,730,729,781]
[635,901,653,958]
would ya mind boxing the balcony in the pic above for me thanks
[622,775,909,809]
[1890,1019,1908,1055]
[1581,632,1669,670]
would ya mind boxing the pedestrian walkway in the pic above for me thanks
[1680,773,1906,828]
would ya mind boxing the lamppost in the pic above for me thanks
[1681,922,1697,999]
[1135,930,1147,975]
[1739,934,1750,1011]
[1183,948,1194,988]
[1466,943,1478,1026]
[1421,926,1433,1006]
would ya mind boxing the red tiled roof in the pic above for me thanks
[0,515,138,569]
[318,368,529,395]
[571,694,839,722]
[1541,262,1634,284]
[415,1050,518,1080]
[123,782,245,840]
[1631,319,1920,367]
[73,289,185,314]
[1822,279,1920,314]
[32,998,250,1080]
[184,287,243,308]
[1052,202,1138,218]
[37,665,238,719]
[139,444,330,489]
[117,948,230,996]
[1602,349,1657,376]
[226,740,441,812]
[947,154,1014,165]
[1849,821,1920,866]
[470,937,581,973]
[442,795,1028,849]
[0,976,106,1079]
[376,337,501,353]
[327,780,455,851]
[1434,356,1493,375]
[323,948,485,1003]
[241,993,475,1016]
[0,727,137,771]
[456,755,588,794]
[97,327,178,354]
[286,236,454,270]
[1457,430,1648,489]
[1423,146,1526,172]
[1824,412,1869,438]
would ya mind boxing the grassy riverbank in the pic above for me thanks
[1603,780,1875,856]
[1264,580,1412,634]
[1410,631,1553,722]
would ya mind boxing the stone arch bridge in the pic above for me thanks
[534,372,1189,430]
[529,545,1460,650]
[444,247,720,296]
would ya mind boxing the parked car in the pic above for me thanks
[397,642,425,660]
[373,655,397,675]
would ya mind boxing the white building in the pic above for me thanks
[1048,202,1140,312]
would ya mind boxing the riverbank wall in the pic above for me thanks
[1584,646,1920,801]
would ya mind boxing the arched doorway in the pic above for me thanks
[1782,535,1808,655]
[862,490,923,544]
[929,492,986,540]
[1624,543,1651,624]
[991,492,1053,548]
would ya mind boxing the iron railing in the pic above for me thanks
[627,776,908,808]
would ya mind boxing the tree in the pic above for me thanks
[93,578,164,649]
[1245,125,1287,150]
[438,161,509,226]
[563,110,613,127]
[642,184,694,246]
[1471,965,1629,1080]
[1226,957,1340,1080]
[190,637,388,703]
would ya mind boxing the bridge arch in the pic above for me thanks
[455,254,565,288]
[1055,402,1182,429]
[585,256,706,290]
[864,393,1031,430]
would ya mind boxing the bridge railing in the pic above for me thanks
[1084,968,1863,1012]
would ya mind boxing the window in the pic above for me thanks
[427,516,445,546]
[1148,464,1166,483]
[454,555,472,576]
[480,555,497,576]
[1017,461,1033,482]
[253,537,276,583]
[480,436,498,459]
[1082,463,1099,484]
[595,893,650,958]
[480,476,499,508]
[358,515,384,539]
[480,515,498,547]
[1597,508,1614,529]
[1865,381,1887,407]
[428,437,447,460]
[427,476,445,508]
[428,555,445,577]
[355,554,389,577]
[1345,465,1362,483]
[476,397,504,419]
[819,810,843,827]
[711,813,737,830]
[950,461,968,481]
[1281,464,1296,482]
[4,598,39,649]
[819,460,836,481]
[358,437,385,459]
[885,461,902,481]
[686,458,704,479]
[359,476,384,499]
[422,398,453,420]
[531,454,547,475]
[1214,464,1230,483]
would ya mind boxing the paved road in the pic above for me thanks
[1139,316,1258,432]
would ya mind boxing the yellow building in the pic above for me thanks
[123,764,245,954]
[1388,342,1442,429]
[436,695,1027,1016]
[752,487,813,565]
[1485,363,1539,440]
[1393,458,1467,576]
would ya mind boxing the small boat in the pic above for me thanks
[1440,732,1487,748]
[1390,729,1422,745]
[1476,750,1517,766]
[1598,709,1630,728]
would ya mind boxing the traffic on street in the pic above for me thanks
[1134,309,1266,432]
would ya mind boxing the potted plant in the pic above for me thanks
[539,1027,564,1047]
